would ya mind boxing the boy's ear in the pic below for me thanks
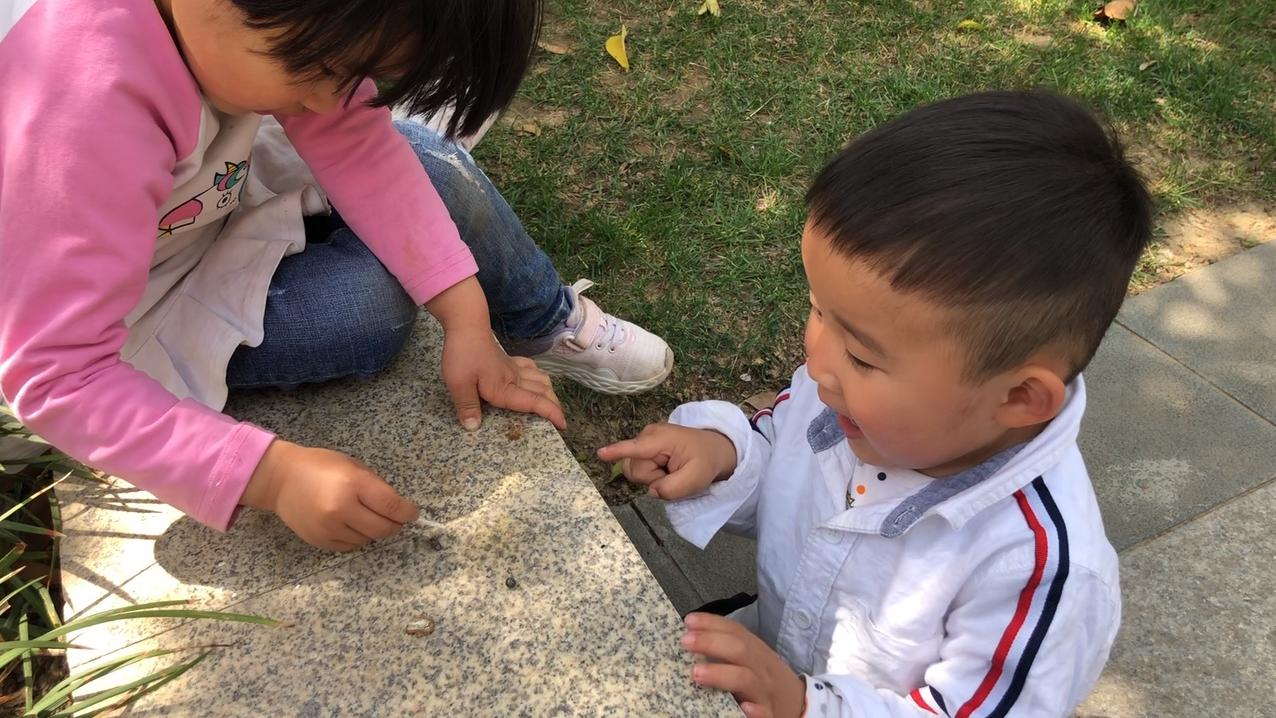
[994,364,1067,429]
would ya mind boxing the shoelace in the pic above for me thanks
[591,313,628,352]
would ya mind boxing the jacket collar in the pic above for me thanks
[810,376,1087,536]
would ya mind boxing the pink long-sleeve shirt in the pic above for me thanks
[0,0,478,529]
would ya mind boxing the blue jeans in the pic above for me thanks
[226,122,571,390]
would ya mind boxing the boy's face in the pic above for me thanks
[800,223,1023,477]
[161,0,360,116]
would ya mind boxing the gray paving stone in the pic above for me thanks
[633,496,757,604]
[1078,479,1276,718]
[611,504,705,615]
[1079,324,1276,550]
[1118,241,1276,424]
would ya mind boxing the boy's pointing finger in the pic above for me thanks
[597,437,662,461]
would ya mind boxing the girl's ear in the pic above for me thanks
[994,364,1067,429]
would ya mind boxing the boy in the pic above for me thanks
[599,90,1151,717]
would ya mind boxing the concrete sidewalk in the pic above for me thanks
[613,241,1276,717]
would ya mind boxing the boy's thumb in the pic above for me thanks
[647,463,705,501]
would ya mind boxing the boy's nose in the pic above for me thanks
[804,321,841,392]
[804,320,827,373]
[807,359,838,393]
[804,343,831,388]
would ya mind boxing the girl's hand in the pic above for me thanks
[596,423,737,500]
[682,612,806,718]
[441,326,566,431]
[241,440,419,552]
[424,276,565,431]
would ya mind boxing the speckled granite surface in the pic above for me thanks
[56,314,739,717]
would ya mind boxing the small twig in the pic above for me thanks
[745,91,782,120]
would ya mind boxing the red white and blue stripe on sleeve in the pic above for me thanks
[748,388,792,435]
[909,477,1071,717]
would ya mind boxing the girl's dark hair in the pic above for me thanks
[805,90,1153,382]
[230,0,543,137]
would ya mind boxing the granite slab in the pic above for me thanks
[1078,323,1276,549]
[1077,479,1276,718]
[56,313,739,716]
[1118,241,1276,424]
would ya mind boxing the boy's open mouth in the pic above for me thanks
[836,413,865,440]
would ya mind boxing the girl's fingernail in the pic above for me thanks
[681,633,694,648]
[463,417,480,431]
[692,666,704,683]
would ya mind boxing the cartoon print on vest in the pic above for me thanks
[157,158,251,237]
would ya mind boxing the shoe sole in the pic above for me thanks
[533,347,674,395]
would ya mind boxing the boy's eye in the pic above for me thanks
[846,350,877,372]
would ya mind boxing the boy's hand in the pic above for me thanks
[682,612,806,718]
[441,326,566,431]
[597,423,737,500]
[241,440,420,552]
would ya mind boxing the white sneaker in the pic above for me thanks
[517,280,673,395]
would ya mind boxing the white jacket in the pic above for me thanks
[665,366,1120,717]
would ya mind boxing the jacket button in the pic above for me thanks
[793,611,812,629]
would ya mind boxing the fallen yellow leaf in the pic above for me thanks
[698,0,721,17]
[956,19,984,31]
[605,24,630,72]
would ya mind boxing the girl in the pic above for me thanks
[0,0,673,551]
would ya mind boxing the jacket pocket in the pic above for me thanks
[824,598,938,693]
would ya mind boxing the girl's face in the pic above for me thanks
[157,0,347,115]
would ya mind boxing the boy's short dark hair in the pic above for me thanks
[231,0,542,138]
[805,90,1153,382]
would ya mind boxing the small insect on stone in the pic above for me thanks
[405,617,436,637]
[505,576,518,589]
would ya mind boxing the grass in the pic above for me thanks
[473,0,1276,497]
